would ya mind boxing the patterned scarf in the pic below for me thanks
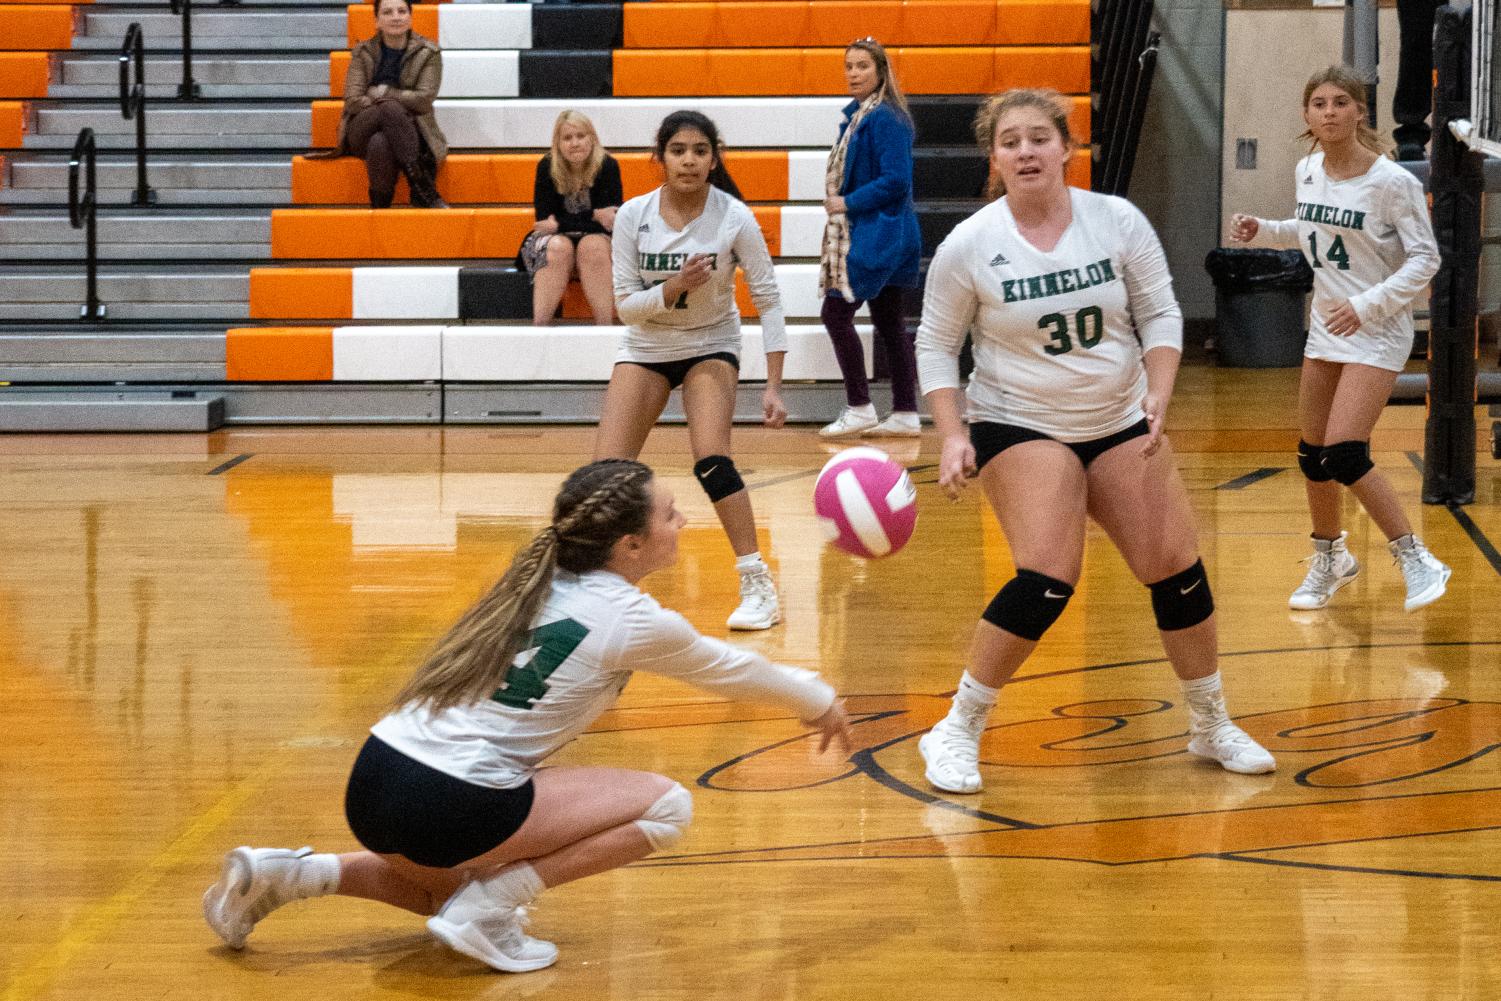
[819,94,881,303]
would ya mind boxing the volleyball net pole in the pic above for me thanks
[1424,2,1483,504]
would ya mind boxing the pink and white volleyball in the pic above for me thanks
[813,447,918,558]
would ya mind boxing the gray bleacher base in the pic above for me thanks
[0,382,882,427]
[71,10,346,51]
[442,382,882,425]
[0,391,225,432]
[0,330,225,382]
[1391,371,1501,401]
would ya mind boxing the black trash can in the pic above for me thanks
[1204,248,1315,367]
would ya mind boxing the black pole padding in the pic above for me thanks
[1424,4,1481,504]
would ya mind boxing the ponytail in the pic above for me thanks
[391,460,654,714]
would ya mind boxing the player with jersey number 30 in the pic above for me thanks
[912,89,1276,797]
[1231,65,1449,615]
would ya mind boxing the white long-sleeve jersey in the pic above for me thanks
[916,188,1182,441]
[1246,151,1439,372]
[611,186,787,364]
[372,569,834,789]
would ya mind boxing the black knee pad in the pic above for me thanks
[1148,559,1215,631]
[693,454,745,502]
[1297,440,1333,482]
[981,569,1074,642]
[1320,440,1373,486]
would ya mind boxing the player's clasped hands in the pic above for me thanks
[1228,213,1259,242]
[938,434,978,502]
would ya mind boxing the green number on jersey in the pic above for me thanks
[491,618,589,710]
[1038,306,1106,356]
[1307,232,1350,271]
[1040,312,1071,354]
[1076,305,1104,347]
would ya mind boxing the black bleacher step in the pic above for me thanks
[519,51,612,99]
[532,4,623,50]
[916,202,980,256]
[913,148,987,200]
[909,97,984,148]
[458,267,532,322]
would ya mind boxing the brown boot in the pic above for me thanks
[403,163,448,209]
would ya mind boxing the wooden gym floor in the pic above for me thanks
[1,367,1498,1000]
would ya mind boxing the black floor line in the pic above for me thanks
[206,453,253,476]
[1214,466,1285,490]
[1405,451,1501,577]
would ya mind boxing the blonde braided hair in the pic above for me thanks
[392,460,654,713]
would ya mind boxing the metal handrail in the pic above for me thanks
[168,0,201,100]
[68,128,107,321]
[118,23,156,206]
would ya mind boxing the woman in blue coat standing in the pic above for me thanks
[818,38,924,438]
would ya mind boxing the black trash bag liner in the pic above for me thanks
[1203,247,1315,291]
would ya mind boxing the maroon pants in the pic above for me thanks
[821,285,917,411]
[346,100,420,195]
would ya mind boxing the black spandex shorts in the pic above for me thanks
[344,735,535,869]
[623,351,739,390]
[970,418,1151,473]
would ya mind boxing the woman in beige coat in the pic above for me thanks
[326,0,449,208]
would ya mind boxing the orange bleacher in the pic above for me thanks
[345,4,439,47]
[252,0,1096,344]
[0,5,75,106]
[621,0,1089,48]
[270,205,785,259]
[326,45,1088,99]
[0,5,73,48]
[0,101,25,146]
[292,150,793,205]
[226,328,335,381]
[612,46,1088,97]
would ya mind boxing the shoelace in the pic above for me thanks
[740,572,776,606]
[1295,550,1339,592]
[1203,720,1257,752]
[1392,546,1430,574]
[936,710,986,766]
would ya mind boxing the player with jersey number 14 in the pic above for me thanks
[912,88,1276,797]
[202,460,851,975]
[1230,65,1449,615]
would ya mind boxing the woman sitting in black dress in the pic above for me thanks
[525,111,622,326]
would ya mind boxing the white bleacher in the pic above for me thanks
[327,324,872,381]
[432,98,848,149]
[342,262,863,320]
[438,52,521,98]
[436,5,532,50]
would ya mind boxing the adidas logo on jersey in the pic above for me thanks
[989,252,1010,267]
[1302,175,1313,185]
[638,222,651,233]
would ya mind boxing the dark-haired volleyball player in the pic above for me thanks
[598,110,789,631]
